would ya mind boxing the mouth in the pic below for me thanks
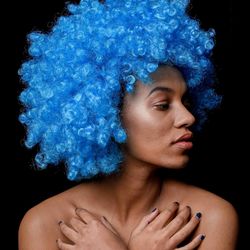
[173,141,193,150]
[172,133,193,150]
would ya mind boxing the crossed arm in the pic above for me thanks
[19,200,238,250]
[57,203,203,250]
[56,201,238,250]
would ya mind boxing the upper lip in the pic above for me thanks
[173,133,193,143]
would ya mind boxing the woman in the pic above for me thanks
[18,0,238,249]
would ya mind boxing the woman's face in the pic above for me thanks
[121,65,195,169]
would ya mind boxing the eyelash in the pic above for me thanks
[155,100,191,111]
[155,103,169,111]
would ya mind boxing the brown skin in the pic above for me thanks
[19,66,238,249]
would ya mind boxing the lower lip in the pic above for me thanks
[173,141,193,150]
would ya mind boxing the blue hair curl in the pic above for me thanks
[18,0,221,180]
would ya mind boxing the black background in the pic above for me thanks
[8,0,246,249]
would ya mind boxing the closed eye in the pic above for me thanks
[155,103,170,111]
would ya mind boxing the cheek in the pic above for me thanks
[121,106,189,168]
[122,105,169,155]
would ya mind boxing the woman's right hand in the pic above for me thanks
[128,202,205,250]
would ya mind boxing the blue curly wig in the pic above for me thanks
[18,0,221,181]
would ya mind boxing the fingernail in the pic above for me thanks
[196,212,202,219]
[151,208,157,212]
[186,205,191,210]
[200,234,206,240]
[58,220,63,225]
[174,201,179,206]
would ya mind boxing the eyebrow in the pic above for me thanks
[146,86,174,98]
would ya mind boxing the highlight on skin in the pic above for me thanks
[18,0,221,180]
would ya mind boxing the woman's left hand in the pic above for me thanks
[57,208,128,250]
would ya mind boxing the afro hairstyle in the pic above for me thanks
[18,0,221,180]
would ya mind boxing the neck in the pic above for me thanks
[100,153,164,224]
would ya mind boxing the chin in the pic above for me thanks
[161,155,190,169]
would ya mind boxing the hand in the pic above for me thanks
[57,208,127,250]
[128,202,205,250]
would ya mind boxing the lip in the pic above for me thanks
[173,133,193,143]
[172,133,193,150]
[173,141,193,150]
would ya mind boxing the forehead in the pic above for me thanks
[134,65,187,97]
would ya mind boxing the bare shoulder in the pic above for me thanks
[166,180,239,249]
[166,179,238,216]
[18,184,89,250]
[18,198,59,250]
[185,183,238,225]
[190,185,238,249]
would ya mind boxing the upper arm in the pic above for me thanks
[198,200,239,250]
[18,207,57,250]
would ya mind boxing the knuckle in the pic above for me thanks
[143,215,150,222]
[164,207,174,214]
[76,208,88,215]
[175,215,185,224]
[144,219,150,225]
[180,209,190,218]
[146,225,154,232]
[164,203,178,214]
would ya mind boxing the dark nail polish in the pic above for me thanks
[174,201,179,206]
[151,208,157,212]
[196,212,202,219]
[200,234,205,240]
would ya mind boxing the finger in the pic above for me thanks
[75,207,96,224]
[101,216,119,236]
[56,238,74,250]
[148,202,179,230]
[59,221,78,243]
[131,208,160,235]
[176,234,205,250]
[167,212,202,248]
[162,206,191,238]
[70,217,87,234]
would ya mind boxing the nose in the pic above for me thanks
[174,104,196,128]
